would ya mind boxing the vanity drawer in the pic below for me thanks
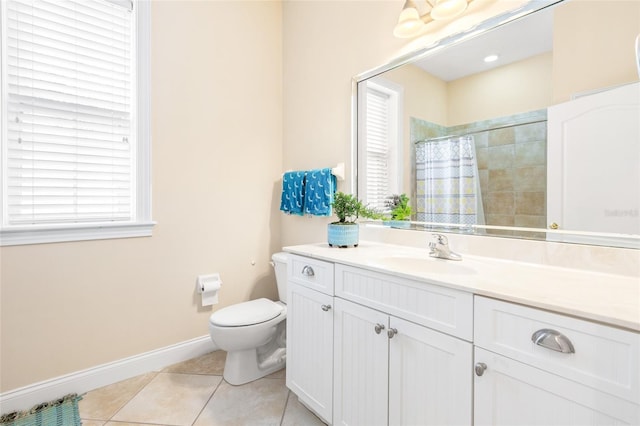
[335,264,473,341]
[474,296,640,404]
[288,255,334,296]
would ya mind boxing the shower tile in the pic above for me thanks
[282,392,327,425]
[111,373,222,426]
[488,127,515,146]
[476,147,489,169]
[79,372,158,421]
[515,192,545,215]
[515,214,547,228]
[489,169,514,192]
[515,166,546,191]
[163,350,226,375]
[479,169,489,193]
[485,214,515,227]
[515,121,547,143]
[515,141,546,166]
[194,378,289,426]
[488,145,515,170]
[473,131,489,148]
[485,192,515,215]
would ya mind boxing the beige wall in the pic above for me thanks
[0,0,283,392]
[553,0,640,103]
[383,64,448,197]
[281,0,406,246]
[448,52,553,125]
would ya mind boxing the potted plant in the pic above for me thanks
[328,192,381,247]
[384,193,412,228]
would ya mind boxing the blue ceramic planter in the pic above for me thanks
[328,223,359,247]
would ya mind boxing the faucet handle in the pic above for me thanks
[431,233,447,245]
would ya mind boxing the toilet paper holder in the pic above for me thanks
[196,273,222,306]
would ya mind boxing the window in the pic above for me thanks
[0,0,152,246]
[358,78,402,212]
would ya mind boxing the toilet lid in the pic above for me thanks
[209,298,284,327]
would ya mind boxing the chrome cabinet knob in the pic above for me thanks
[374,323,385,334]
[301,265,315,277]
[321,304,331,311]
[387,328,398,339]
[475,362,487,376]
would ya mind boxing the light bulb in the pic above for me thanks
[430,0,467,21]
[393,1,424,38]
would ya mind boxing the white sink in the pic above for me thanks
[372,255,477,275]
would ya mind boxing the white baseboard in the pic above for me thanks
[0,335,216,414]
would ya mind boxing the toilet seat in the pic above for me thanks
[210,298,284,327]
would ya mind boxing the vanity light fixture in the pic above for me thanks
[393,0,473,38]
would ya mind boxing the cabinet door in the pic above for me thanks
[334,298,389,426]
[388,317,472,426]
[474,347,640,426]
[286,283,334,423]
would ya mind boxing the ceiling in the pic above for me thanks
[414,6,554,82]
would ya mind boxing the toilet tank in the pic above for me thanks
[271,252,289,303]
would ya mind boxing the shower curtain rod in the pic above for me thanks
[415,118,547,144]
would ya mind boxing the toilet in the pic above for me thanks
[208,252,288,385]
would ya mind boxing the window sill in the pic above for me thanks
[0,222,156,246]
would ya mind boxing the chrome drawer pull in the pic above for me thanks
[531,328,575,354]
[301,265,315,277]
[321,304,331,312]
[374,323,385,334]
[387,328,398,339]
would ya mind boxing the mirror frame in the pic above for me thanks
[351,0,640,248]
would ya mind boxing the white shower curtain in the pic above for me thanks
[415,136,485,226]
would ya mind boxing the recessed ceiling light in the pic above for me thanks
[484,54,499,63]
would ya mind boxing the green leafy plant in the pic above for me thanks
[385,193,412,221]
[331,192,382,224]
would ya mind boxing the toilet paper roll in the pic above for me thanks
[196,273,222,306]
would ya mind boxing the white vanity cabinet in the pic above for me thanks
[286,255,335,424]
[473,296,640,425]
[333,265,473,426]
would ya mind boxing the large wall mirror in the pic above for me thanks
[355,0,640,248]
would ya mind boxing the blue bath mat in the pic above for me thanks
[0,394,82,426]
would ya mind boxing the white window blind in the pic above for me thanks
[4,0,135,226]
[365,86,392,212]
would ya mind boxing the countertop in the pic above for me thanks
[283,241,640,332]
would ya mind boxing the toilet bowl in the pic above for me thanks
[208,252,288,385]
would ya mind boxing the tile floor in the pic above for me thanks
[79,351,326,426]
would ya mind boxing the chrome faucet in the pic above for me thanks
[429,234,462,261]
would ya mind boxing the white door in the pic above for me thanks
[286,283,334,423]
[334,298,389,426]
[388,317,472,426]
[474,347,640,425]
[547,82,640,247]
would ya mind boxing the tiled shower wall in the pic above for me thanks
[411,110,547,236]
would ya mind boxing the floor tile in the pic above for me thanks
[79,372,157,421]
[281,393,327,426]
[194,378,289,426]
[264,366,286,380]
[81,421,106,426]
[111,372,222,426]
[104,423,160,426]
[163,350,226,375]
